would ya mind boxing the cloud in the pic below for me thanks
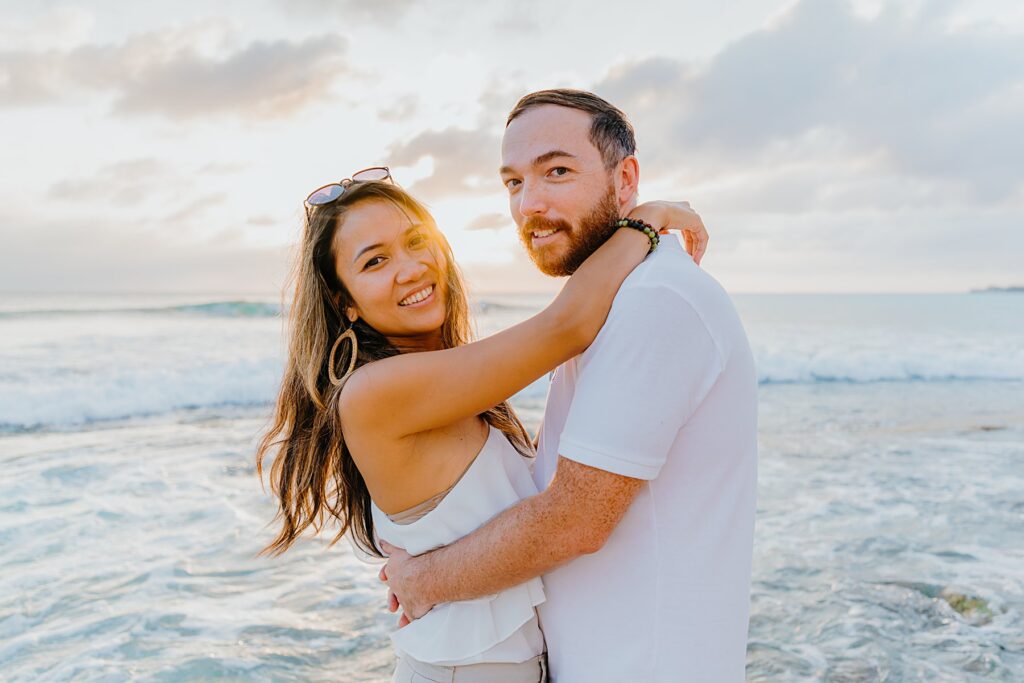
[705,200,1024,292]
[199,161,248,175]
[491,14,542,34]
[115,34,348,119]
[279,0,416,24]
[0,7,95,51]
[247,214,279,227]
[466,212,512,231]
[162,193,228,225]
[595,0,1024,202]
[0,28,349,120]
[377,94,419,122]
[388,127,503,199]
[384,80,528,200]
[45,158,235,231]
[477,80,532,129]
[461,249,562,294]
[49,159,179,206]
[0,209,289,293]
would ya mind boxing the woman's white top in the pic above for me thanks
[371,425,546,666]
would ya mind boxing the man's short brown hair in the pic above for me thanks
[506,89,637,171]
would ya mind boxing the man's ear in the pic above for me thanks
[616,155,640,210]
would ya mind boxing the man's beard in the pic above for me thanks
[519,185,621,277]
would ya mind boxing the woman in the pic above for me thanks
[257,170,703,681]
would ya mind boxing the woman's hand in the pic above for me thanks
[627,200,708,265]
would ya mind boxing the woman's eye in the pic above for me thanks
[363,256,384,269]
[409,233,427,247]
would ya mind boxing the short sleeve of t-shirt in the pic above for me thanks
[558,285,724,480]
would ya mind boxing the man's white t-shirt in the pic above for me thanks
[534,236,758,682]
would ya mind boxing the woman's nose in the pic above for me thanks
[395,254,429,283]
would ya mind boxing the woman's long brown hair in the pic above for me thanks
[257,181,532,558]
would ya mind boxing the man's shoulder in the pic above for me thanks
[602,241,741,362]
[614,243,729,320]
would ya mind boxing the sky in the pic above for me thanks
[1,0,1021,294]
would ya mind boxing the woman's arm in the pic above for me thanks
[340,227,651,440]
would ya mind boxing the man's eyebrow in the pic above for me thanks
[352,224,420,264]
[499,150,578,176]
[533,150,577,165]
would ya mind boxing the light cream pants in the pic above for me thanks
[390,653,548,683]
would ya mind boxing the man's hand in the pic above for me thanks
[379,540,435,627]
[626,199,709,265]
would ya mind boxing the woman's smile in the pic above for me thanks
[398,284,436,307]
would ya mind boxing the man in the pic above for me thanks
[380,89,758,682]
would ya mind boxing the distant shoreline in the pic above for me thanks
[971,286,1024,293]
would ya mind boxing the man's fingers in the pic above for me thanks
[379,540,395,555]
[378,566,388,583]
[388,589,400,613]
[398,613,411,628]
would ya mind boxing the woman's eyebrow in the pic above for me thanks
[352,225,420,264]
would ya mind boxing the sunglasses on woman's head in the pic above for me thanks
[304,166,393,215]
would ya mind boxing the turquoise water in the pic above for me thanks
[1,293,1022,680]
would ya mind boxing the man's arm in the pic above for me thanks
[383,283,724,622]
[381,455,644,620]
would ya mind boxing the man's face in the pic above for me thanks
[500,105,622,276]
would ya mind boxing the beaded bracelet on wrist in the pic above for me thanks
[614,218,660,254]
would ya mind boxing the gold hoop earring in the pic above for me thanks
[328,327,359,386]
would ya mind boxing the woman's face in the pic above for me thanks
[331,199,448,345]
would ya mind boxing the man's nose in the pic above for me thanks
[518,181,548,217]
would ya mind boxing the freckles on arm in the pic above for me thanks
[406,457,644,607]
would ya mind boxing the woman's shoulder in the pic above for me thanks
[336,361,395,435]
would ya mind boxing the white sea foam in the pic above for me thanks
[753,337,1024,384]
[3,340,1019,430]
[1,294,1021,429]
[0,308,285,430]
[0,356,282,429]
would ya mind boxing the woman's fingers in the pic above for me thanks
[692,218,708,265]
[682,213,708,265]
[623,199,709,265]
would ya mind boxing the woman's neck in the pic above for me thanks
[387,330,444,354]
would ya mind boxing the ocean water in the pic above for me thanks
[1,291,1022,681]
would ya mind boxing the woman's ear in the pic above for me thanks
[345,306,359,323]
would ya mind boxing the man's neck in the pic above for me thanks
[620,195,639,215]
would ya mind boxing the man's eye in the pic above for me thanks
[504,178,521,190]
[549,167,570,177]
